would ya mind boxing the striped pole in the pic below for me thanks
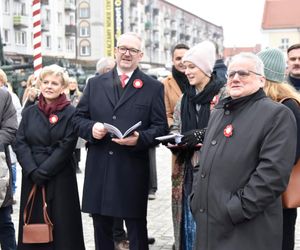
[32,0,42,78]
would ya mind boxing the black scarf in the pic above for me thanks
[219,88,266,112]
[180,72,224,133]
[172,66,189,93]
[288,75,300,91]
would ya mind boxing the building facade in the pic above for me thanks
[1,0,224,69]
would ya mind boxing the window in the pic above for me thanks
[79,2,90,18]
[46,9,51,23]
[4,0,10,13]
[3,29,10,44]
[66,38,75,52]
[79,40,91,56]
[15,31,26,46]
[57,37,62,50]
[45,35,51,49]
[79,21,90,37]
[57,12,62,25]
[280,38,289,50]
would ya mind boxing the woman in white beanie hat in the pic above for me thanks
[258,47,300,250]
[168,40,226,250]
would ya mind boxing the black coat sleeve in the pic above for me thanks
[282,99,300,162]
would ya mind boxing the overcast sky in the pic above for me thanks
[166,0,266,47]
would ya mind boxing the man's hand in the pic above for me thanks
[112,131,139,146]
[92,122,107,139]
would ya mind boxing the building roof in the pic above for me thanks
[262,0,300,29]
[224,44,261,58]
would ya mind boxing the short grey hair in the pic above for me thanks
[96,57,116,74]
[230,52,265,76]
[116,32,143,50]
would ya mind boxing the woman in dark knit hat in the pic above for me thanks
[258,47,300,250]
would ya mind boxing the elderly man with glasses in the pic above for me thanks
[190,52,297,250]
[73,32,168,250]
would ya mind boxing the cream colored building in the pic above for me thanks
[1,0,224,69]
[261,0,300,51]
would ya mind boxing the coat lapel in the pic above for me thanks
[102,70,118,107]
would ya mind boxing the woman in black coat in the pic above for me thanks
[15,65,85,250]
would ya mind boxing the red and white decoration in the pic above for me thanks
[49,114,59,124]
[32,0,42,78]
[133,79,143,89]
[224,124,234,138]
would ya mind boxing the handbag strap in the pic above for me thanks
[23,184,37,225]
[23,184,53,226]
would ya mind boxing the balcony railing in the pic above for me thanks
[13,15,29,28]
[65,2,76,11]
[65,25,76,36]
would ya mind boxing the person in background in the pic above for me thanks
[169,41,225,250]
[257,47,300,250]
[22,74,39,106]
[17,79,27,102]
[286,43,300,91]
[67,77,84,174]
[15,64,85,250]
[96,57,116,75]
[162,43,190,250]
[73,32,168,250]
[0,88,18,250]
[191,52,297,250]
[0,69,22,204]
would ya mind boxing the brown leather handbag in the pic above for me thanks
[282,159,300,208]
[23,184,54,244]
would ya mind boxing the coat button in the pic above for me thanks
[225,110,230,115]
[109,151,113,155]
[199,208,205,213]
[200,173,206,178]
[112,115,117,120]
[211,140,217,145]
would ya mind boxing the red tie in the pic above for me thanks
[120,74,129,88]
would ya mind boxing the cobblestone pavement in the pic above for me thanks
[11,145,174,250]
[10,145,300,249]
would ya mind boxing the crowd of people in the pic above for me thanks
[0,32,300,250]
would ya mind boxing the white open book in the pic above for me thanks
[155,133,183,144]
[103,121,142,139]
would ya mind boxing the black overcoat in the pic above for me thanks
[190,91,297,250]
[15,104,85,250]
[73,68,168,218]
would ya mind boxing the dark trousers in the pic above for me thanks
[113,218,127,242]
[93,214,148,250]
[148,147,157,194]
[282,208,297,250]
[0,206,16,250]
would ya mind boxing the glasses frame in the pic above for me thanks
[117,46,141,56]
[228,70,262,80]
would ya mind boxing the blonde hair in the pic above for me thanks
[26,74,36,88]
[68,77,82,96]
[264,80,300,103]
[0,69,8,85]
[39,64,69,87]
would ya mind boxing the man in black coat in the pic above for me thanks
[0,88,18,249]
[73,32,168,250]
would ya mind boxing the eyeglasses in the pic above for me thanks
[228,70,262,80]
[117,46,140,56]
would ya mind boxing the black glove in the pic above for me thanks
[30,169,49,186]
[181,128,207,147]
[161,138,176,146]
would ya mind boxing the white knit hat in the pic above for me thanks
[182,40,216,76]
